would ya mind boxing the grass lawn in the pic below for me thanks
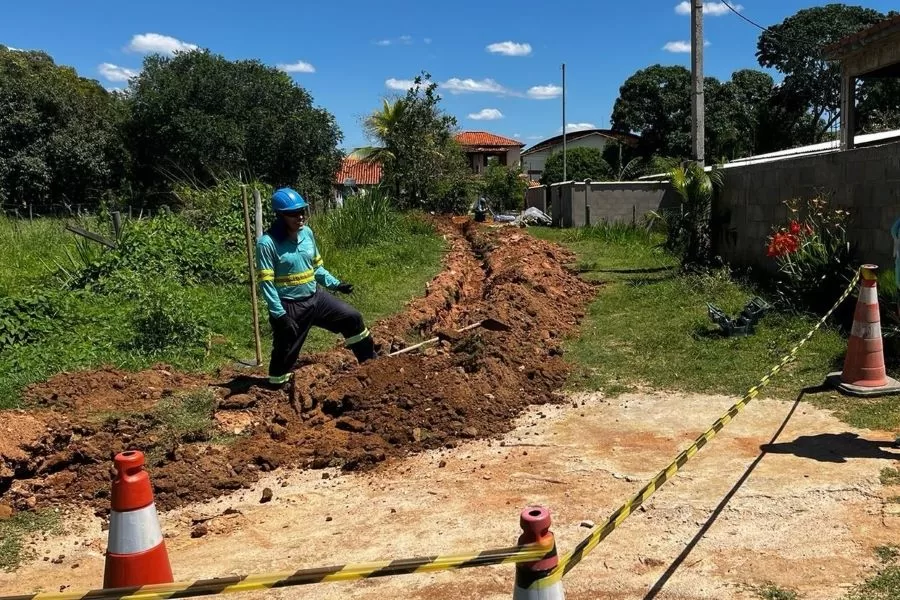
[0,214,445,409]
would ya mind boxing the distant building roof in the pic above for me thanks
[824,14,900,60]
[521,129,640,156]
[455,131,524,149]
[335,157,382,186]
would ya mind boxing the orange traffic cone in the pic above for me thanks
[828,264,900,397]
[512,506,565,599]
[103,450,174,588]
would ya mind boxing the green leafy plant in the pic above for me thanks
[0,292,71,352]
[127,279,209,356]
[765,196,855,314]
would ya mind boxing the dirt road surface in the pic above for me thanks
[2,391,897,599]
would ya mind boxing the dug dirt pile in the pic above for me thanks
[0,218,596,514]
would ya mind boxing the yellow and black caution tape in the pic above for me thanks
[540,269,862,585]
[0,543,553,600]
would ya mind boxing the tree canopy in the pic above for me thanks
[0,46,125,209]
[360,72,473,212]
[125,49,342,206]
[540,147,611,185]
[756,3,885,143]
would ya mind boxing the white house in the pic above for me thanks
[521,129,640,182]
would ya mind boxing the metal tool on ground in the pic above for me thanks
[388,318,511,357]
[706,296,771,336]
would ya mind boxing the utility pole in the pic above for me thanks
[562,63,567,181]
[691,0,705,165]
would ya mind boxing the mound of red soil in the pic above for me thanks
[0,218,597,514]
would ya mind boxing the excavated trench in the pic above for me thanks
[0,218,597,515]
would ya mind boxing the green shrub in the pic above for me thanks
[0,292,71,352]
[128,280,209,356]
[67,210,244,291]
[313,187,404,249]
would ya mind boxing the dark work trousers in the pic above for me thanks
[268,288,369,379]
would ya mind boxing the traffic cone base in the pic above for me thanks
[827,371,900,397]
[829,264,900,398]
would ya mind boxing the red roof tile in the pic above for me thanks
[455,131,524,148]
[335,157,383,186]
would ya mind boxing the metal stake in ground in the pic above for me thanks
[238,185,263,368]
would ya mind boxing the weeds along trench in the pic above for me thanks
[0,219,597,515]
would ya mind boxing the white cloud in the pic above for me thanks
[663,41,692,53]
[663,40,711,52]
[98,62,139,82]
[127,33,197,55]
[375,35,414,46]
[441,77,506,94]
[277,60,315,73]
[527,135,544,140]
[513,133,522,138]
[526,84,562,100]
[486,41,532,56]
[468,108,504,120]
[385,78,416,91]
[424,38,432,44]
[675,1,740,16]
[558,123,595,133]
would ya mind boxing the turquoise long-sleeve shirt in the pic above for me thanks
[256,225,341,318]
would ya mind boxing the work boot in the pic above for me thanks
[348,335,376,363]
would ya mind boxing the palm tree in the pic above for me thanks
[355,98,405,165]
[666,162,724,269]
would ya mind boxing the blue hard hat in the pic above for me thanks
[272,188,308,212]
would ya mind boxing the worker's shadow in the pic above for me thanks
[759,432,898,463]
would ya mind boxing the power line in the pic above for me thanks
[720,0,769,32]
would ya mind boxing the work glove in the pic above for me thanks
[334,282,354,294]
[274,314,300,338]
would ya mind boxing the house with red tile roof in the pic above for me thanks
[454,131,524,175]
[333,156,383,206]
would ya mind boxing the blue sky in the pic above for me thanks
[1,1,896,151]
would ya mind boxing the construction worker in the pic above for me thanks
[474,196,488,222]
[257,187,375,389]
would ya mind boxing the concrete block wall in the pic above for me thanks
[530,180,677,228]
[717,141,900,270]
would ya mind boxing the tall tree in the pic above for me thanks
[0,46,125,210]
[126,49,341,206]
[611,65,692,158]
[540,147,611,185]
[756,4,885,143]
[361,72,471,211]
[706,70,776,161]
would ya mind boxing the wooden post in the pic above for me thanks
[111,211,122,239]
[241,185,263,366]
[252,188,263,240]
[28,203,33,222]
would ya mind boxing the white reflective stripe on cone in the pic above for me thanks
[851,320,881,339]
[513,581,565,599]
[859,286,878,305]
[107,503,164,554]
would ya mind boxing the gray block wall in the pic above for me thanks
[717,141,900,270]
[527,141,900,272]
